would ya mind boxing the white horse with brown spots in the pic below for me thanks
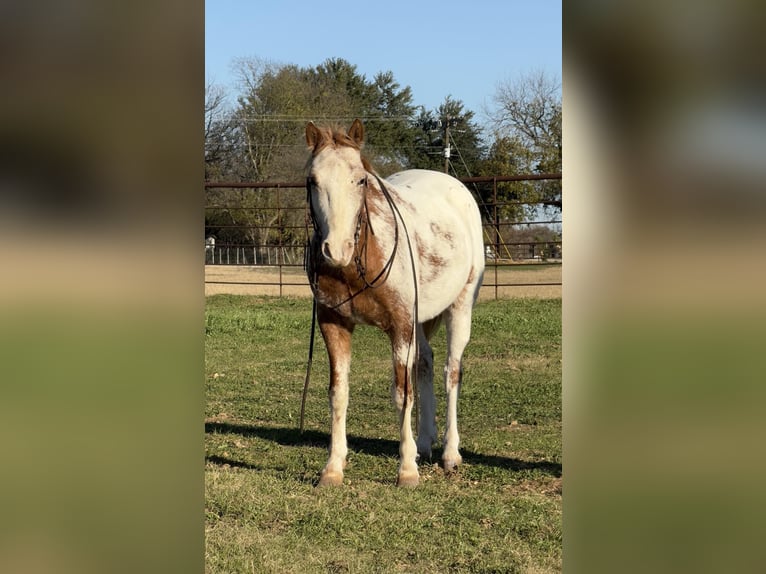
[305,119,485,487]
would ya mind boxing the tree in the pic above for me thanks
[409,96,484,177]
[231,57,419,181]
[484,71,562,214]
[233,58,312,182]
[210,58,422,251]
[313,58,373,116]
[489,70,561,169]
[363,71,417,174]
[478,132,535,221]
[204,82,245,181]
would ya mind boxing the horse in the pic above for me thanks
[305,119,485,487]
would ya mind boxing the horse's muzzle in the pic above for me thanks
[321,238,354,267]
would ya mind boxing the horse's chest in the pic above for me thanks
[313,273,398,330]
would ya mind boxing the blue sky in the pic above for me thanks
[205,1,561,121]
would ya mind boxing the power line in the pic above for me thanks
[208,142,450,153]
[234,115,414,123]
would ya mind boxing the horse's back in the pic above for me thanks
[386,169,484,257]
[387,170,478,216]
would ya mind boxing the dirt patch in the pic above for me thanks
[205,264,561,299]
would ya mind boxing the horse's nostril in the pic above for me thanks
[322,241,332,260]
[322,239,353,266]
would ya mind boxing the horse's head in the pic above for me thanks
[305,119,369,268]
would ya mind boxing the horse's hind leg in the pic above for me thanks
[442,304,474,473]
[317,308,354,487]
[416,317,441,461]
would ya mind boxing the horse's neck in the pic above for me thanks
[369,174,401,211]
[359,177,402,258]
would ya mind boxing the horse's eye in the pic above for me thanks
[357,177,367,186]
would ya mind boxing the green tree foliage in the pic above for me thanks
[206,58,423,250]
[231,57,420,181]
[409,96,484,177]
[234,59,311,182]
[478,133,540,222]
[363,71,417,174]
[482,71,562,218]
[205,83,266,249]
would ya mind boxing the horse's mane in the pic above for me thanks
[306,124,376,175]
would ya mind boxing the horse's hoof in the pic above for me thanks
[317,471,343,487]
[442,454,462,474]
[396,472,420,488]
[416,447,432,462]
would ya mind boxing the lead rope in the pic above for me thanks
[300,182,318,433]
[373,175,419,423]
[299,294,316,433]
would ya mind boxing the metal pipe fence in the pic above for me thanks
[205,174,561,299]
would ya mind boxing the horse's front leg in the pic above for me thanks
[391,332,419,487]
[317,307,354,487]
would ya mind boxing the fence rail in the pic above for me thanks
[205,174,561,298]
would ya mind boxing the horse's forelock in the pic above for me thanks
[309,125,361,154]
[306,124,376,174]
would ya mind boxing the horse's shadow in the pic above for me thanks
[205,421,561,478]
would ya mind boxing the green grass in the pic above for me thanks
[206,295,561,573]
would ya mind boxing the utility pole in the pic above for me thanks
[443,115,451,173]
[442,116,460,173]
[425,115,459,174]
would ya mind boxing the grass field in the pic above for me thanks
[205,295,561,573]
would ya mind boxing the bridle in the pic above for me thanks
[300,170,420,433]
[305,173,400,308]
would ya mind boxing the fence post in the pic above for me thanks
[493,178,499,300]
[277,183,284,296]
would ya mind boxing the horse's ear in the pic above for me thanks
[348,119,364,146]
[306,121,320,149]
